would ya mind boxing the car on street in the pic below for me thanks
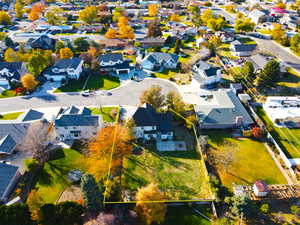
[81,90,92,97]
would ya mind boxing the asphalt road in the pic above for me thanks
[0,78,177,113]
[215,7,300,72]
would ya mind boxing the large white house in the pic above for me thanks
[193,60,222,88]
[55,106,102,141]
[138,52,179,71]
[0,62,27,92]
[97,53,131,75]
[132,104,173,141]
[263,96,300,128]
[44,57,83,82]
[248,9,266,24]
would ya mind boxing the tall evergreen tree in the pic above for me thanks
[81,174,103,211]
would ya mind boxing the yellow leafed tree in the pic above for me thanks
[148,4,158,17]
[60,47,74,59]
[105,28,118,39]
[170,14,180,22]
[119,25,135,39]
[21,73,39,91]
[118,16,128,28]
[135,183,167,225]
[86,124,133,180]
[0,11,11,25]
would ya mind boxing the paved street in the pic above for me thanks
[0,78,177,113]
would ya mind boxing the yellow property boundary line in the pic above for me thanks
[103,107,213,204]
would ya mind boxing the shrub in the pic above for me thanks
[24,158,39,171]
[260,203,269,214]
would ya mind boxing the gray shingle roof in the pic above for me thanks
[0,62,22,81]
[53,57,82,70]
[249,9,265,18]
[231,43,256,52]
[18,109,44,122]
[195,90,253,126]
[0,123,28,144]
[0,163,19,199]
[144,52,179,65]
[55,114,99,127]
[0,135,17,154]
[97,53,123,63]
[133,104,173,133]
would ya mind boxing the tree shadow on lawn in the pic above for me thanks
[87,75,120,90]
[227,172,252,185]
[123,168,148,186]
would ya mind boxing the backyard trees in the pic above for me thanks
[26,189,44,221]
[39,202,84,225]
[79,6,98,24]
[0,11,11,25]
[45,7,65,25]
[21,121,55,165]
[55,41,65,53]
[276,1,286,9]
[105,28,118,39]
[241,61,255,82]
[252,126,264,139]
[225,4,236,13]
[166,91,185,114]
[60,47,74,59]
[21,73,39,91]
[147,20,162,37]
[207,17,226,31]
[4,48,20,62]
[135,183,166,225]
[119,25,135,40]
[118,16,128,27]
[271,24,286,42]
[27,50,52,76]
[81,174,103,211]
[234,18,255,33]
[201,9,214,26]
[260,203,269,214]
[74,37,90,52]
[290,34,300,52]
[170,14,180,22]
[112,7,125,22]
[86,124,133,180]
[255,60,280,85]
[0,204,34,225]
[148,4,158,17]
[28,2,45,21]
[206,35,222,54]
[15,1,24,19]
[140,85,165,110]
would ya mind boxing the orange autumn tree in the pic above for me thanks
[28,2,45,21]
[60,47,73,59]
[86,124,133,180]
[118,16,128,28]
[119,25,135,39]
[148,4,158,17]
[105,28,118,39]
[170,14,180,22]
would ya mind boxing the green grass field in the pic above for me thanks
[0,111,23,120]
[0,90,19,99]
[123,147,212,200]
[276,68,300,89]
[206,131,287,190]
[89,106,119,122]
[35,149,85,203]
[256,107,300,158]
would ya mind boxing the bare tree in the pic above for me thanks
[209,149,235,173]
[140,85,165,110]
[21,120,56,165]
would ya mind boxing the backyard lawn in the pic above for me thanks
[55,75,120,93]
[206,131,287,191]
[256,107,300,158]
[276,68,300,89]
[35,148,85,203]
[123,147,212,200]
[217,44,238,60]
[0,111,23,120]
[89,106,119,122]
[162,206,212,225]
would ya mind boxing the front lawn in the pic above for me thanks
[123,147,212,200]
[276,68,300,89]
[153,69,180,80]
[0,111,23,120]
[89,106,119,122]
[256,107,300,158]
[54,75,120,93]
[206,131,287,191]
[0,90,20,99]
[35,148,85,203]
[217,44,238,60]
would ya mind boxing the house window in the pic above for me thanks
[65,127,68,129]
[73,127,77,129]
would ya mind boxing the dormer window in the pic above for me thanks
[53,68,59,73]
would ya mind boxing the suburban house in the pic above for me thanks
[253,180,269,197]
[193,60,222,88]
[132,103,173,141]
[54,106,102,141]
[0,123,29,155]
[0,62,27,91]
[194,89,254,129]
[97,53,131,75]
[43,57,84,82]
[263,96,300,128]
[249,54,287,73]
[26,35,56,51]
[17,109,44,122]
[0,163,20,202]
[138,52,179,71]
[215,31,235,43]
[98,39,128,50]
[230,40,256,57]
[136,37,165,48]
[280,14,300,31]
[248,9,266,24]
